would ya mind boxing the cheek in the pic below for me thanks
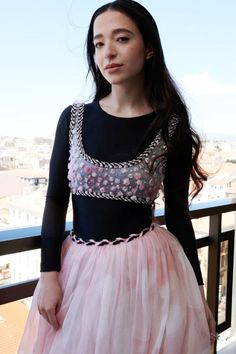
[94,52,102,67]
[126,45,146,65]
[94,54,99,66]
[127,52,146,71]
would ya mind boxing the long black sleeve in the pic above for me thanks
[163,124,204,285]
[40,106,71,272]
[40,102,203,283]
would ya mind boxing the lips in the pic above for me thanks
[104,63,123,70]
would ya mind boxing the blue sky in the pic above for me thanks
[0,0,236,139]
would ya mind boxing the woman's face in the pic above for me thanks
[93,10,150,87]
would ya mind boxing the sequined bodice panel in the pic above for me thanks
[68,103,178,205]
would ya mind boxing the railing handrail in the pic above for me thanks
[1,197,236,256]
[154,197,236,217]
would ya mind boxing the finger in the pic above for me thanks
[38,305,56,328]
[210,332,218,344]
[39,309,51,325]
[55,299,62,314]
[209,323,217,343]
[47,310,60,330]
[206,315,216,344]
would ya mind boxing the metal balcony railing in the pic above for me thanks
[1,198,236,354]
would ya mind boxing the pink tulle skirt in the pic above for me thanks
[18,224,211,354]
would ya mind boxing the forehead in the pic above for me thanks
[93,10,140,36]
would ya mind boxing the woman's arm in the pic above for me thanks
[40,106,71,272]
[163,123,203,284]
[163,123,217,343]
[38,106,71,329]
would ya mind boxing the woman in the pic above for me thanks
[18,1,215,353]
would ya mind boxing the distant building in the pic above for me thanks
[0,154,16,170]
[8,187,46,227]
[227,179,236,198]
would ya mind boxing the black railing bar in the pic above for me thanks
[0,234,228,304]
[208,214,222,354]
[217,230,235,334]
[220,230,235,241]
[0,230,235,309]
[0,236,41,256]
[0,224,234,258]
[0,279,38,305]
[226,231,234,333]
[196,236,210,248]
[0,230,211,257]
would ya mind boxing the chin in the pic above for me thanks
[105,76,137,86]
[104,71,144,87]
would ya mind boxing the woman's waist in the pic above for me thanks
[72,196,153,242]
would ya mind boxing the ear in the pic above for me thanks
[145,48,154,60]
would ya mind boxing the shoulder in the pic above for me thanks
[167,116,180,140]
[169,115,192,145]
[56,102,94,130]
[57,105,72,129]
[166,115,193,163]
[71,101,99,115]
[52,106,72,142]
[70,101,104,126]
[54,102,98,141]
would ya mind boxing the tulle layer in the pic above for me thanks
[18,224,211,354]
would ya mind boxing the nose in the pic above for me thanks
[104,42,116,60]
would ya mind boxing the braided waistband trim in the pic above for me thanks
[70,224,155,246]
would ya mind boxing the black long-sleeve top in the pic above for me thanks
[40,101,203,285]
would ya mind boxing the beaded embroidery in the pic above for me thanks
[68,102,179,205]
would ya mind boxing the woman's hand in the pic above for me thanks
[37,272,63,330]
[199,286,217,345]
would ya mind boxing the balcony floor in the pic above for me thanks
[218,338,236,354]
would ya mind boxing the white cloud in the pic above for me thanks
[181,72,236,96]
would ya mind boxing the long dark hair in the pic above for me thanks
[86,0,207,198]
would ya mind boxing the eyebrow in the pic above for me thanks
[93,28,133,41]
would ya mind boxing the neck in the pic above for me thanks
[100,85,153,117]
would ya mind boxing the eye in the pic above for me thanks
[94,42,104,49]
[117,36,130,43]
